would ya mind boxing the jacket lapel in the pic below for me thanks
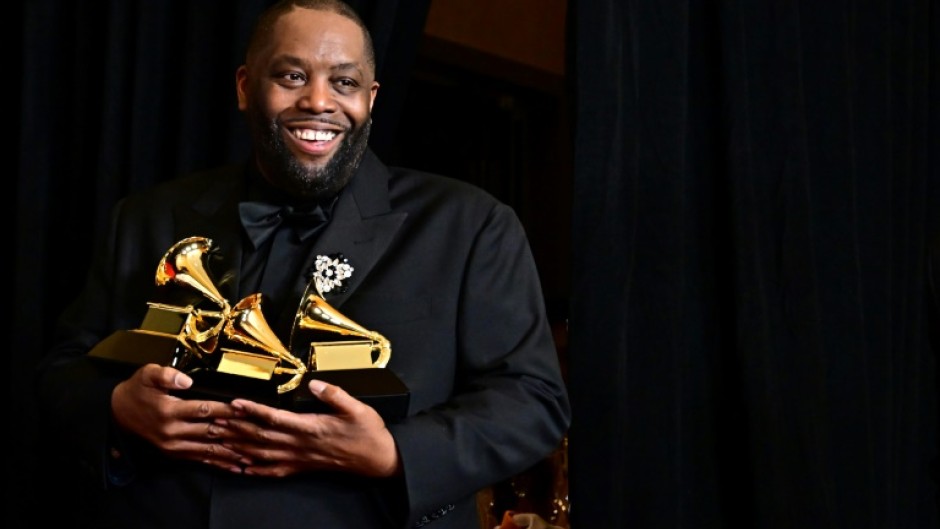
[309,150,407,308]
[164,154,406,315]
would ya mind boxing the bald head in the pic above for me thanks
[245,0,376,75]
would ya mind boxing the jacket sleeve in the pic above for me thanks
[388,202,572,527]
[34,197,158,489]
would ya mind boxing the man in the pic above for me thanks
[35,1,571,528]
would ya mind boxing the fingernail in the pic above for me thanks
[308,379,326,394]
[175,373,193,389]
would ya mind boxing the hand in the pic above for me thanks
[210,379,402,479]
[111,363,245,471]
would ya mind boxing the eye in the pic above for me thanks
[277,71,307,86]
[334,77,359,92]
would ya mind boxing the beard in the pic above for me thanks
[250,112,371,202]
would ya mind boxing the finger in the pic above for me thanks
[217,405,301,455]
[306,379,359,415]
[215,415,297,451]
[206,421,226,440]
[194,422,261,465]
[228,398,295,427]
[202,459,246,474]
[139,364,192,391]
[218,431,291,469]
[242,462,296,478]
[157,432,249,467]
[201,439,244,461]
[175,398,238,422]
[197,442,250,472]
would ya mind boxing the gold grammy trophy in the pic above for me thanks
[285,274,407,417]
[88,236,409,420]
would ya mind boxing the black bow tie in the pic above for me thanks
[238,201,330,248]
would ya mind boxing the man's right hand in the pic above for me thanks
[110,363,247,471]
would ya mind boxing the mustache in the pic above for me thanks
[279,116,350,131]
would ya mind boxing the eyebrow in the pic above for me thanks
[331,62,364,75]
[271,55,365,75]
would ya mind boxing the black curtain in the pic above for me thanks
[16,0,939,528]
[567,1,938,528]
[15,1,429,524]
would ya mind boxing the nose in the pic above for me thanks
[299,78,336,113]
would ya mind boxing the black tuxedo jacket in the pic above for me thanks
[37,150,571,529]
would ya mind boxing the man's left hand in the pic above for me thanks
[210,379,402,478]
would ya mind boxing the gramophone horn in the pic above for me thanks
[155,236,229,312]
[224,293,306,393]
[151,237,229,365]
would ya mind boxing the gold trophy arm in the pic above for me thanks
[372,337,391,368]
[182,309,226,347]
[272,367,306,393]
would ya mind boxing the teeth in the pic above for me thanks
[293,129,336,141]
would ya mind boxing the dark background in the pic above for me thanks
[15,1,937,528]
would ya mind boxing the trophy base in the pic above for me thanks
[88,330,410,422]
[88,329,180,366]
[180,368,409,422]
[293,369,410,420]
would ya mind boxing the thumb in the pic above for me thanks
[307,379,356,413]
[172,370,193,390]
[148,365,192,390]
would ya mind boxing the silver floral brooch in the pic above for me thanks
[310,253,354,295]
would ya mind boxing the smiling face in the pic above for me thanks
[236,7,379,200]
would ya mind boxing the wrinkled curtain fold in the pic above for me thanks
[568,1,937,527]
[15,1,428,524]
[16,0,938,527]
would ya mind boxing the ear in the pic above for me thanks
[235,65,249,111]
[368,81,380,112]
